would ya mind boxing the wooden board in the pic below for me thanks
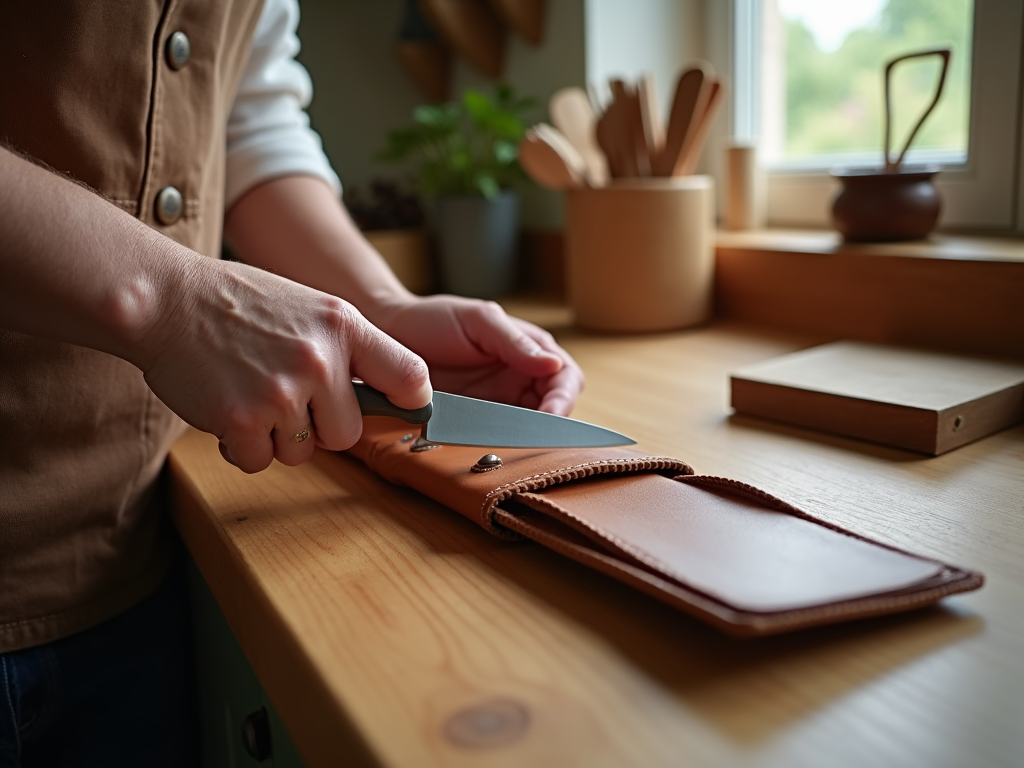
[731,341,1024,454]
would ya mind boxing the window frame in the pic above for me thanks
[709,0,1024,233]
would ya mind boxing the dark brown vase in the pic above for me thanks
[830,166,941,242]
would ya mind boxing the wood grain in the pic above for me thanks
[730,341,1024,455]
[171,315,1024,768]
[716,230,1024,359]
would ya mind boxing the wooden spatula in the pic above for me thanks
[519,123,589,189]
[637,73,664,163]
[549,87,609,187]
[654,63,712,177]
[596,80,642,178]
[676,78,725,175]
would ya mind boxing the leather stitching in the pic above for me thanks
[478,457,693,533]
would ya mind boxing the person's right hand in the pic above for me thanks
[141,257,432,473]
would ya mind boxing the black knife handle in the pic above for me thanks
[353,381,433,425]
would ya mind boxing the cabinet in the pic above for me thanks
[187,559,308,768]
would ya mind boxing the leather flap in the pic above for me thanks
[348,418,692,536]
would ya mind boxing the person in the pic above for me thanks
[0,0,583,764]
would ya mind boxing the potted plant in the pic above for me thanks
[376,84,534,298]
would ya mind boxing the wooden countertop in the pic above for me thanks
[170,309,1024,768]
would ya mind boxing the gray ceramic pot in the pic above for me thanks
[433,191,519,298]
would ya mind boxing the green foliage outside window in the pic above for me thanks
[783,0,972,161]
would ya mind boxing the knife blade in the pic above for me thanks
[353,382,635,448]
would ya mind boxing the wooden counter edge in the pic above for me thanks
[168,444,381,768]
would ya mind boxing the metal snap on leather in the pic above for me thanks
[410,437,440,452]
[471,454,502,472]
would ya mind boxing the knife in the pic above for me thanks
[353,382,635,448]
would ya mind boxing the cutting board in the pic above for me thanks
[730,341,1024,455]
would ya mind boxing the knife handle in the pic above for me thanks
[353,381,433,425]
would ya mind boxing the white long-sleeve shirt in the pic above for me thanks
[225,0,341,208]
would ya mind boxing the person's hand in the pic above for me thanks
[374,295,584,416]
[141,258,431,473]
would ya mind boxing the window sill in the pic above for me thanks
[715,229,1024,359]
[715,229,1024,263]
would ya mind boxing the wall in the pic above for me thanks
[295,0,586,229]
[295,0,707,229]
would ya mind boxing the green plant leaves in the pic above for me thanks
[376,84,535,199]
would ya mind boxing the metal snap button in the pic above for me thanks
[154,186,183,225]
[471,454,502,472]
[166,31,191,70]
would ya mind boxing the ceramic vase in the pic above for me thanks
[433,190,519,298]
[831,166,941,242]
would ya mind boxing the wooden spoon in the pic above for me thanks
[549,87,609,186]
[654,63,712,177]
[519,123,588,189]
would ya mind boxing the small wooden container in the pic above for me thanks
[565,177,714,332]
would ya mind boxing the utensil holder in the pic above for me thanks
[565,177,714,333]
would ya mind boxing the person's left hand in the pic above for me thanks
[376,295,584,416]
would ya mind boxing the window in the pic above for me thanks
[718,0,1023,231]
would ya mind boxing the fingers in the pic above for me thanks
[272,412,317,467]
[348,321,432,410]
[217,410,275,474]
[512,318,585,416]
[462,302,564,378]
[309,309,431,452]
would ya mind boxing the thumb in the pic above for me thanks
[349,322,432,410]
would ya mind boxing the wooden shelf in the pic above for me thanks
[716,229,1024,263]
[716,229,1024,359]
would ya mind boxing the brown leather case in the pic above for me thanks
[348,418,983,636]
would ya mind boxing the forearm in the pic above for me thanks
[222,174,413,328]
[0,147,198,370]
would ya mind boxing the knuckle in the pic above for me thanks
[263,377,295,411]
[223,405,260,436]
[480,300,505,322]
[323,297,361,335]
[292,337,331,382]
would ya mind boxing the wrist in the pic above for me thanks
[102,223,206,372]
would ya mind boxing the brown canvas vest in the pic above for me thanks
[0,0,264,652]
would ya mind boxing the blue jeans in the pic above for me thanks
[0,558,200,767]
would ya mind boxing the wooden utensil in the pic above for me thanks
[654,63,712,177]
[549,87,609,187]
[519,123,589,189]
[676,77,724,175]
[636,73,664,162]
[610,79,648,177]
[596,80,640,178]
